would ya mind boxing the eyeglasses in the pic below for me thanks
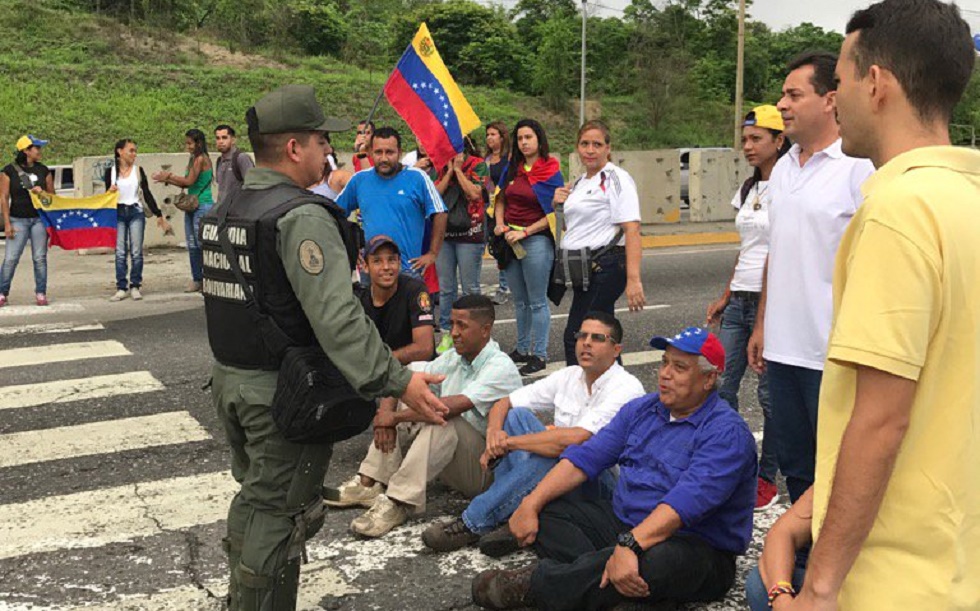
[574,331,617,344]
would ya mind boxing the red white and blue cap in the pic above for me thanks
[649,326,726,372]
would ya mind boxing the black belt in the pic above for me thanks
[731,291,760,302]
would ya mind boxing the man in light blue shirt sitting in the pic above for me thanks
[335,126,447,277]
[325,295,522,538]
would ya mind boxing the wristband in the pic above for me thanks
[767,582,796,607]
[523,229,529,238]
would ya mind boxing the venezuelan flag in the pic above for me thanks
[384,23,481,171]
[31,191,118,250]
[489,157,564,237]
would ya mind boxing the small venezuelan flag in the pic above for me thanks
[31,191,118,250]
[384,23,481,171]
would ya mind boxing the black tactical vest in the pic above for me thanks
[200,183,358,370]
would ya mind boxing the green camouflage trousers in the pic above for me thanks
[211,362,333,611]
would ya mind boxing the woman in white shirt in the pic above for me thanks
[103,139,171,302]
[553,121,646,366]
[704,105,789,511]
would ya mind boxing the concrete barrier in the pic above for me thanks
[688,149,751,222]
[569,150,682,225]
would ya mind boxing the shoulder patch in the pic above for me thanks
[298,240,324,275]
[417,291,432,313]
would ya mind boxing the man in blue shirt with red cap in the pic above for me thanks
[472,327,758,610]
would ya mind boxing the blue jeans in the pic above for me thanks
[462,408,614,534]
[718,295,778,483]
[505,234,554,359]
[745,565,806,611]
[767,360,822,503]
[1,216,47,295]
[184,207,208,282]
[115,205,145,290]
[435,241,484,330]
[563,249,627,366]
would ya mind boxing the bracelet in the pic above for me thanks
[767,582,796,607]
[523,229,529,238]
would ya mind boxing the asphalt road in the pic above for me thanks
[0,244,783,611]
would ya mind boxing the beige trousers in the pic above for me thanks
[358,413,489,512]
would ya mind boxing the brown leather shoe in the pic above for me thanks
[471,563,536,609]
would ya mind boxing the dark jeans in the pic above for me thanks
[563,249,627,366]
[529,498,736,611]
[718,294,778,483]
[766,360,822,503]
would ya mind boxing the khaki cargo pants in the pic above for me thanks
[359,409,489,512]
[212,362,332,611]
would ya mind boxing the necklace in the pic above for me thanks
[751,183,770,211]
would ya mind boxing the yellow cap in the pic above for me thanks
[743,105,784,132]
[16,135,48,151]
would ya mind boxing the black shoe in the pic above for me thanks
[478,526,520,558]
[422,517,480,552]
[519,356,546,376]
[472,563,537,610]
[508,349,529,364]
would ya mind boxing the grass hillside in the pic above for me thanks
[0,0,733,165]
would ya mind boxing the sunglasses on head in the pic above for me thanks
[574,331,616,344]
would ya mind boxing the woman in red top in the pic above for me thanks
[493,119,563,375]
[434,138,486,349]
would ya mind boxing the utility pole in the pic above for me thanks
[733,0,746,149]
[580,0,587,126]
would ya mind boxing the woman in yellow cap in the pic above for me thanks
[705,105,789,511]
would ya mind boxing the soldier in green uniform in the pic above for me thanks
[201,84,449,610]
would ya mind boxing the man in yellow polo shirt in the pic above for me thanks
[775,1,980,609]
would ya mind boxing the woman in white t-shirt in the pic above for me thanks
[553,121,645,366]
[705,105,789,511]
[103,139,171,302]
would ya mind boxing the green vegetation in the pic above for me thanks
[1,0,976,165]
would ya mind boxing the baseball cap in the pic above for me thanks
[16,135,48,151]
[363,234,400,257]
[743,105,784,132]
[247,84,351,135]
[649,326,725,372]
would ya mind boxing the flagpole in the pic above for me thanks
[364,85,387,127]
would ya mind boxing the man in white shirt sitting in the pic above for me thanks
[422,312,645,555]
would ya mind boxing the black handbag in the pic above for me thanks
[215,199,375,444]
[444,183,471,233]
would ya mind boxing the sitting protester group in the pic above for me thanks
[327,229,761,609]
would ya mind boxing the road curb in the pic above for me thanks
[641,232,740,248]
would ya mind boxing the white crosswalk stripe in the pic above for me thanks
[0,412,211,468]
[0,340,130,369]
[0,371,164,411]
[0,471,236,560]
[0,322,105,336]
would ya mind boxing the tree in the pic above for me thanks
[532,16,579,111]
[288,0,349,56]
[511,0,577,53]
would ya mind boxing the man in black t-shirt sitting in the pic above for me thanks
[360,235,435,364]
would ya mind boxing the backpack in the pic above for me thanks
[218,150,245,183]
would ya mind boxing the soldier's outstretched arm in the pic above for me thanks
[276,204,448,422]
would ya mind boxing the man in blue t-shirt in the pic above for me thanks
[336,126,447,277]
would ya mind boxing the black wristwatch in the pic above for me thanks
[616,531,643,556]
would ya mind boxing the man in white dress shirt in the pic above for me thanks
[747,52,875,504]
[422,311,645,555]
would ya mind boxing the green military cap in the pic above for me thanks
[247,84,351,134]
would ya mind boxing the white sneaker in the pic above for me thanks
[324,475,383,508]
[350,494,408,538]
[109,290,128,302]
[130,287,143,301]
